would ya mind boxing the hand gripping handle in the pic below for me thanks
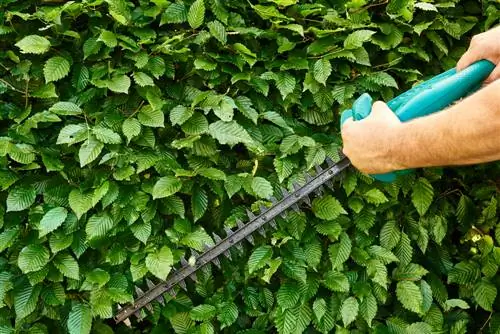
[340,59,496,182]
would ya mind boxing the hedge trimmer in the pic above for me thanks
[114,60,495,325]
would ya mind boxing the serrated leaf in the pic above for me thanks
[68,189,93,220]
[92,127,121,144]
[448,261,480,285]
[107,75,130,94]
[192,187,208,222]
[217,302,238,329]
[207,20,227,44]
[49,102,82,116]
[98,30,117,47]
[380,220,400,250]
[68,303,92,334]
[344,30,376,49]
[131,221,151,244]
[161,3,187,25]
[133,72,154,87]
[235,96,258,124]
[14,281,41,322]
[252,177,273,199]
[122,118,141,143]
[209,120,254,146]
[146,246,173,280]
[274,158,294,183]
[53,253,79,280]
[396,281,423,314]
[16,35,51,54]
[188,0,205,29]
[170,106,193,126]
[153,176,182,199]
[44,57,71,83]
[324,271,349,292]
[312,195,347,220]
[7,186,36,212]
[474,279,497,311]
[412,178,434,216]
[79,136,104,167]
[277,282,300,309]
[329,233,351,270]
[248,245,273,274]
[85,214,114,240]
[39,207,67,237]
[313,58,332,85]
[18,244,50,273]
[190,304,216,321]
[57,124,87,145]
[360,293,377,327]
[341,297,359,327]
[138,106,165,127]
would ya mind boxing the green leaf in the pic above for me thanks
[252,177,273,199]
[138,106,165,128]
[474,279,497,311]
[0,228,19,253]
[18,244,50,273]
[396,281,423,314]
[412,178,434,216]
[444,299,470,311]
[68,189,93,220]
[380,220,401,250]
[313,58,332,85]
[146,246,173,280]
[274,158,294,183]
[98,30,117,47]
[16,35,51,54]
[207,20,227,44]
[49,102,82,116]
[170,106,193,126]
[122,118,141,143]
[7,186,36,212]
[188,0,205,29]
[344,30,376,49]
[313,298,326,322]
[341,297,359,327]
[360,293,377,327]
[161,3,187,25]
[133,72,155,87]
[85,214,114,240]
[364,189,389,205]
[79,136,104,167]
[107,75,131,94]
[248,246,273,274]
[153,176,182,199]
[329,233,351,270]
[209,120,254,146]
[44,57,71,83]
[67,303,92,334]
[448,261,480,285]
[170,312,195,334]
[190,304,217,321]
[39,207,68,237]
[192,187,208,222]
[217,302,239,329]
[14,281,41,321]
[53,253,79,280]
[312,195,347,220]
[275,73,296,99]
[57,124,87,145]
[277,282,300,309]
[131,221,151,244]
[324,271,349,292]
[92,127,122,144]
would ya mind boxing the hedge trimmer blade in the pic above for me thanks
[114,155,351,325]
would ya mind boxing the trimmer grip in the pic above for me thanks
[340,59,495,182]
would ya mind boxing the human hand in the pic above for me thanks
[456,26,500,84]
[341,101,405,174]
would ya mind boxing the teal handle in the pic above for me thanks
[341,59,495,182]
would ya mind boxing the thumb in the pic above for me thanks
[456,49,483,71]
[370,101,395,117]
[484,64,500,84]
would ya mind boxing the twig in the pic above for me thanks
[479,312,493,332]
[24,79,29,109]
[352,0,389,13]
[0,78,25,94]
[127,101,144,119]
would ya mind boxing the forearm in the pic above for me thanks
[391,80,500,170]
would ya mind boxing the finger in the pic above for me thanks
[341,117,354,129]
[371,101,393,117]
[484,65,500,84]
[456,49,483,71]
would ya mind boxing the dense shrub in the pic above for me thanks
[1,0,500,333]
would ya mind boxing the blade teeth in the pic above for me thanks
[192,250,199,258]
[189,272,198,283]
[212,257,221,269]
[305,173,313,182]
[246,209,256,220]
[145,302,153,313]
[292,204,300,213]
[258,227,266,237]
[235,242,244,252]
[223,250,232,260]
[224,227,234,237]
[180,257,188,266]
[270,196,278,203]
[269,219,278,229]
[117,306,133,327]
[246,234,255,245]
[301,195,311,207]
[326,157,334,166]
[135,286,145,297]
[315,164,323,174]
[156,295,165,306]
[259,205,268,213]
[280,211,288,219]
[203,243,212,251]
[293,182,301,191]
[212,233,222,243]
[237,219,245,229]
[281,188,290,197]
[314,185,325,196]
[167,288,177,297]
[134,311,143,320]
[325,180,334,190]
[178,280,187,291]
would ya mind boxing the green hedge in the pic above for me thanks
[1,0,500,333]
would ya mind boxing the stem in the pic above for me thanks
[24,79,29,109]
[128,101,144,119]
[352,0,389,13]
[480,312,493,332]
[0,78,25,94]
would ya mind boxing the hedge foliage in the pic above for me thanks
[1,0,500,333]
